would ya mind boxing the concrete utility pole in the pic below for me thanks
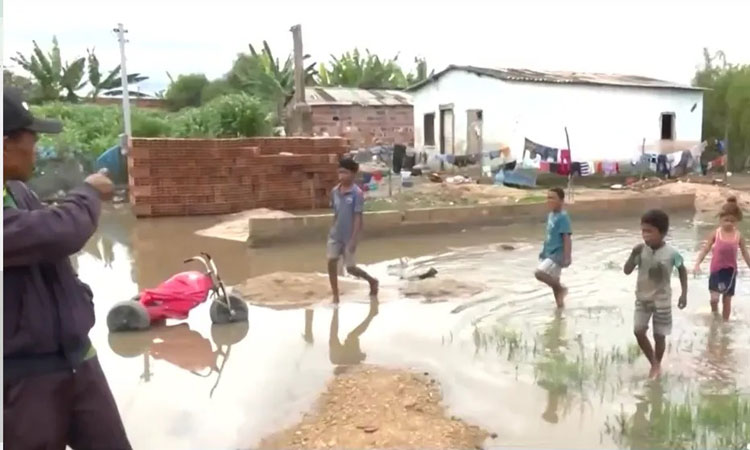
[114,23,132,153]
[290,24,312,135]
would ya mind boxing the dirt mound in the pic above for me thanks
[232,272,360,309]
[196,208,294,242]
[257,365,490,449]
[402,278,485,302]
[645,181,746,213]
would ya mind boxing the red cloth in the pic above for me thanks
[540,161,550,172]
[558,149,571,175]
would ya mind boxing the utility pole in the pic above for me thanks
[290,24,312,135]
[114,23,132,153]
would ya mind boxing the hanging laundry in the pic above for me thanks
[549,163,560,174]
[602,161,618,176]
[571,162,582,176]
[595,161,603,174]
[558,149,571,176]
[446,154,456,164]
[540,161,550,172]
[656,155,669,176]
[580,162,592,176]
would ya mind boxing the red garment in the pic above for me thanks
[540,161,550,172]
[558,149,571,175]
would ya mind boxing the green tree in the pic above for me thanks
[693,49,750,169]
[86,49,149,99]
[317,49,408,89]
[200,78,236,104]
[164,73,209,111]
[11,38,65,102]
[228,41,316,125]
[60,57,87,103]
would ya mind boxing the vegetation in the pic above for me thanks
[693,49,750,170]
[11,37,148,103]
[164,73,209,111]
[318,50,432,89]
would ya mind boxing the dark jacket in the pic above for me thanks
[3,181,101,380]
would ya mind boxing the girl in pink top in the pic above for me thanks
[694,197,750,320]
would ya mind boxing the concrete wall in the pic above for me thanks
[412,70,704,162]
[128,137,347,217]
[247,193,696,246]
[309,104,413,149]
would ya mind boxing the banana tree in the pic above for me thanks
[87,49,149,99]
[317,49,408,89]
[11,38,64,102]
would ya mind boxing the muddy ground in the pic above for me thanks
[257,365,491,449]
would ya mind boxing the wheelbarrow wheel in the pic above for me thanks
[107,301,150,332]
[210,294,248,324]
[211,321,249,346]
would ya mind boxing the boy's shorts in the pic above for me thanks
[634,299,672,336]
[536,258,562,279]
[327,239,356,268]
[708,267,737,296]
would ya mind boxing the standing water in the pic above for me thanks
[80,206,749,449]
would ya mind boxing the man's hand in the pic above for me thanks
[562,257,572,268]
[678,293,687,310]
[346,240,356,254]
[84,169,114,200]
[693,263,702,275]
[631,243,645,257]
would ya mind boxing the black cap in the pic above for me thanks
[4,88,63,135]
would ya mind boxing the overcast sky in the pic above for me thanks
[4,0,749,95]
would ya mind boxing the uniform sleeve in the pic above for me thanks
[4,185,101,267]
[558,213,572,235]
[672,250,684,269]
[353,189,364,214]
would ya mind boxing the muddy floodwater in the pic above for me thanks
[80,205,750,449]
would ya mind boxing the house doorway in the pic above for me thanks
[439,106,454,158]
[466,109,483,155]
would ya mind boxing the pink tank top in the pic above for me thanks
[710,229,739,272]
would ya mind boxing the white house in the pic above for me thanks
[407,66,705,165]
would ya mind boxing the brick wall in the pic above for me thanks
[310,105,413,149]
[128,137,348,217]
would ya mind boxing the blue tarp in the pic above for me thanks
[95,145,125,182]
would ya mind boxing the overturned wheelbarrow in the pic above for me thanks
[107,253,248,332]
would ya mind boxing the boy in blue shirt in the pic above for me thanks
[327,158,379,303]
[535,187,572,308]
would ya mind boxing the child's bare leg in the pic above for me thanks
[346,265,379,295]
[710,291,720,314]
[652,333,666,378]
[328,258,340,303]
[535,270,566,308]
[634,330,656,375]
[721,295,732,321]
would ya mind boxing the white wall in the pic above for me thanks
[412,70,704,163]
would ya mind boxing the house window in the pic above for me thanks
[660,113,675,140]
[423,113,436,146]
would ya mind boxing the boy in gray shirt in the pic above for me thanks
[327,158,378,303]
[624,209,688,379]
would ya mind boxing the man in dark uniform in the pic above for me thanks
[3,88,131,449]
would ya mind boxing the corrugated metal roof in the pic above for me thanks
[305,87,412,106]
[407,65,705,92]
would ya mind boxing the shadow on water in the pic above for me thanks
[78,207,750,448]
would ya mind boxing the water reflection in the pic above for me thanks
[538,310,568,424]
[329,298,379,366]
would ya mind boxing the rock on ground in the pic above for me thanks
[257,365,490,449]
[232,272,361,309]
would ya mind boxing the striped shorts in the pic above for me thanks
[634,299,672,336]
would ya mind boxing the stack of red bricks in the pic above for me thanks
[128,137,348,217]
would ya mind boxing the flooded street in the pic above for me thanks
[79,206,750,449]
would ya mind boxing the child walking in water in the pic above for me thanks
[693,196,750,321]
[624,209,688,378]
[327,158,379,303]
[535,187,572,308]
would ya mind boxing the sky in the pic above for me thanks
[4,0,750,95]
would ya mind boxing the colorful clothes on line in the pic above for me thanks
[580,162,592,176]
[558,149,571,175]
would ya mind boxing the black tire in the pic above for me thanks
[211,321,249,346]
[209,294,248,324]
[107,331,152,358]
[107,301,150,332]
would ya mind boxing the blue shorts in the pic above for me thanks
[708,267,737,296]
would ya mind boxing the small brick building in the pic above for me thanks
[289,87,413,149]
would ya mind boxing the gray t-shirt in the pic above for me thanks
[634,243,684,305]
[329,184,364,243]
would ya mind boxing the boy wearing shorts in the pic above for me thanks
[535,187,572,308]
[327,158,379,303]
[624,209,688,378]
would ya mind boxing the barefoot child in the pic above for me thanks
[693,196,750,321]
[535,187,572,308]
[624,209,688,378]
[327,158,379,303]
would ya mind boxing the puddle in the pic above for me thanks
[77,206,750,448]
